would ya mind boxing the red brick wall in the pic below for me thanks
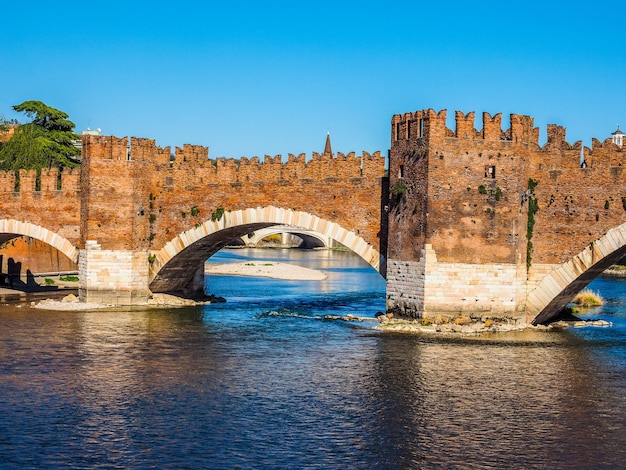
[0,167,81,244]
[80,135,386,253]
[530,135,626,264]
[0,167,81,274]
[389,109,626,268]
[0,135,385,274]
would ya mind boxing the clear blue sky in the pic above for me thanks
[1,1,623,159]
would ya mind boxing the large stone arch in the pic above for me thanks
[528,223,626,325]
[0,219,79,264]
[149,206,381,294]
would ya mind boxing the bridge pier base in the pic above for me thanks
[181,266,207,299]
[78,241,151,305]
[386,244,528,323]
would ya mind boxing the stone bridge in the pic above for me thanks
[2,109,626,326]
[235,225,335,248]
[0,135,386,304]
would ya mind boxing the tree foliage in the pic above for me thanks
[0,100,81,170]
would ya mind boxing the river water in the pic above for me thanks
[0,248,625,469]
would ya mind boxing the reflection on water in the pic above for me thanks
[0,249,625,468]
[370,333,626,468]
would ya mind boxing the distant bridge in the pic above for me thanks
[235,225,336,248]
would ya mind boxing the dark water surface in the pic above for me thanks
[1,249,625,469]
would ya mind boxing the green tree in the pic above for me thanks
[0,100,80,170]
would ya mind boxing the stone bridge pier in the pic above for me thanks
[78,240,152,304]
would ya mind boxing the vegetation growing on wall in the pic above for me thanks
[492,187,503,201]
[526,178,539,269]
[390,182,407,197]
[211,207,225,222]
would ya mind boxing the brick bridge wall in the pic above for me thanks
[1,135,385,301]
[387,109,626,324]
[80,136,385,253]
[3,112,621,323]
[79,135,385,301]
[0,168,81,280]
[0,167,81,245]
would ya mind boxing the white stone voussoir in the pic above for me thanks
[153,206,380,274]
[0,218,79,263]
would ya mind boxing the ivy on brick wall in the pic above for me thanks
[526,178,539,269]
[211,207,225,222]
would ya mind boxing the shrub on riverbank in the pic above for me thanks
[573,289,603,307]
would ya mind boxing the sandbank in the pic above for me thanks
[205,262,327,280]
[32,292,207,311]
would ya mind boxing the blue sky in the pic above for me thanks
[1,1,623,159]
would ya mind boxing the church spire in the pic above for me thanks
[323,131,333,156]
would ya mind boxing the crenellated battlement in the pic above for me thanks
[535,124,625,169]
[81,134,385,185]
[391,108,626,171]
[391,108,540,145]
[0,167,80,193]
[71,133,386,252]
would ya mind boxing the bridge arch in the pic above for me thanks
[149,206,381,294]
[0,219,79,264]
[528,223,626,325]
